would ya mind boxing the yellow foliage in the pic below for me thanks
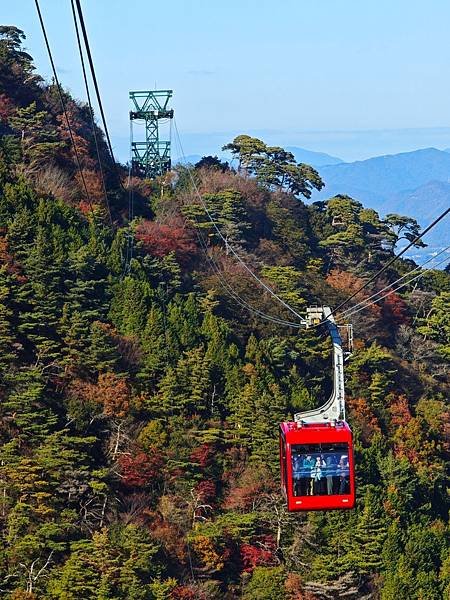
[191,534,225,573]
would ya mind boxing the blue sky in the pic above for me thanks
[4,0,450,161]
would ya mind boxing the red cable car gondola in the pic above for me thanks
[280,421,355,511]
[280,307,355,511]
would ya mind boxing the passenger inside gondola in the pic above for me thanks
[291,443,350,496]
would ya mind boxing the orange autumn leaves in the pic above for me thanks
[327,269,409,325]
[69,371,130,418]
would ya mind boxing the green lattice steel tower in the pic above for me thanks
[129,90,174,178]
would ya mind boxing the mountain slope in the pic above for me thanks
[0,25,449,600]
[390,179,450,218]
[315,147,450,202]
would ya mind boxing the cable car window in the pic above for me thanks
[291,443,350,496]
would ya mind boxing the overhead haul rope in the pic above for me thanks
[172,127,302,328]
[70,0,112,226]
[338,252,450,321]
[173,118,307,326]
[34,0,97,222]
[173,119,449,329]
[74,0,124,190]
[330,206,450,317]
[338,244,450,318]
[74,0,138,277]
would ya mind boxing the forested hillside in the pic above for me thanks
[0,27,449,600]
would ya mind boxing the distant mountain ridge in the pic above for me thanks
[314,148,450,201]
[311,147,450,249]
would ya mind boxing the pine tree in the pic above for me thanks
[166,293,202,354]
[251,384,286,472]
[109,276,151,338]
[228,367,259,449]
[0,267,18,386]
[85,321,120,374]
[351,487,387,575]
[9,102,63,170]
[138,304,168,391]
[61,245,110,370]
[158,346,212,417]
[3,367,58,441]
[17,224,66,364]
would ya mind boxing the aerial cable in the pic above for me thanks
[173,118,307,326]
[172,130,301,328]
[343,251,449,317]
[201,239,302,327]
[330,206,450,316]
[34,0,97,222]
[338,244,450,318]
[172,124,301,327]
[194,221,302,328]
[69,0,113,227]
[338,252,450,322]
[73,0,124,189]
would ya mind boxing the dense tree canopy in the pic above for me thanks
[0,26,448,600]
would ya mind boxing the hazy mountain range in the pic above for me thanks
[311,147,450,253]
[176,146,449,255]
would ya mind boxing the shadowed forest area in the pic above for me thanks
[0,26,449,600]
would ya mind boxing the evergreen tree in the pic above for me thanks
[3,367,58,441]
[109,276,151,338]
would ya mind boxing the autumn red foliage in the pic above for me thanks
[136,218,197,263]
[78,199,93,215]
[327,269,382,318]
[388,394,412,428]
[347,397,381,443]
[149,514,187,563]
[69,372,130,418]
[98,373,130,417]
[195,480,216,504]
[190,443,214,468]
[118,451,163,488]
[56,104,90,163]
[224,466,277,511]
[0,233,21,275]
[240,535,277,572]
[285,573,318,600]
[75,169,106,204]
[381,291,409,326]
[171,586,207,600]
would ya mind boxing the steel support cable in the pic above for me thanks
[338,244,450,318]
[195,225,302,327]
[34,0,97,221]
[194,225,302,328]
[173,118,307,326]
[69,0,113,227]
[74,0,124,189]
[330,206,450,317]
[337,253,450,322]
[171,131,301,328]
[172,126,301,327]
